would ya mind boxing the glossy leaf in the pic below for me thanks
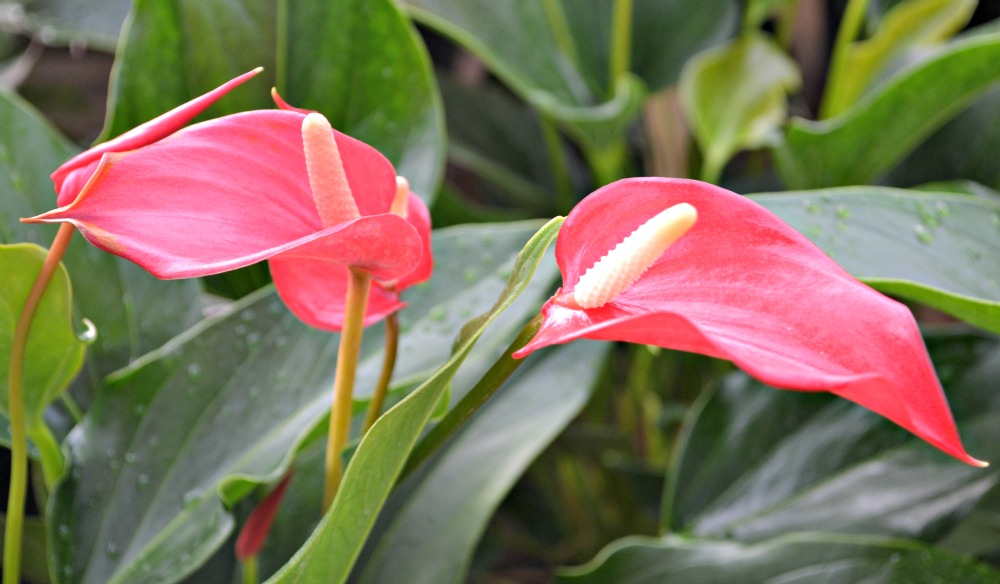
[559,533,1000,583]
[0,90,202,401]
[50,221,558,584]
[679,33,800,182]
[264,218,563,584]
[821,0,975,118]
[664,335,1000,541]
[105,0,443,199]
[354,340,608,584]
[775,31,1000,189]
[751,187,1000,334]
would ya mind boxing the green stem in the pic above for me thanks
[363,312,398,434]
[402,315,543,480]
[586,141,629,187]
[539,114,573,214]
[60,392,84,424]
[541,0,582,72]
[5,223,74,584]
[27,422,62,489]
[322,267,371,513]
[819,0,869,119]
[241,555,259,584]
[610,0,634,86]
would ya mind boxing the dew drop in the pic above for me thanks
[965,246,982,261]
[803,200,820,214]
[58,524,71,538]
[429,306,446,321]
[182,489,202,506]
[148,436,162,448]
[246,332,261,346]
[835,205,850,219]
[105,541,119,559]
[463,268,478,283]
[132,403,146,416]
[274,335,289,348]
[186,363,202,380]
[137,474,150,489]
[935,201,950,218]
[914,224,934,244]
[125,452,140,464]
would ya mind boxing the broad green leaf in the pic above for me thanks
[0,516,52,584]
[264,218,563,584]
[889,85,1000,190]
[15,0,132,51]
[822,0,975,118]
[750,187,1000,334]
[105,0,443,199]
[664,334,1000,542]
[50,221,559,584]
[354,341,609,584]
[679,33,800,183]
[774,31,1000,189]
[400,0,645,163]
[559,533,1000,583]
[0,90,203,402]
[0,244,84,418]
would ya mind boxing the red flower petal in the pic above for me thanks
[26,110,411,279]
[394,191,434,289]
[235,470,294,560]
[52,68,263,206]
[514,178,983,466]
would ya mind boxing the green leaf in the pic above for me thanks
[264,217,563,584]
[354,341,609,584]
[401,0,645,160]
[559,533,1000,583]
[50,221,559,584]
[105,0,443,199]
[821,0,975,118]
[0,90,203,402]
[679,33,800,183]
[774,31,1000,189]
[750,187,1000,334]
[663,334,1000,542]
[0,244,84,420]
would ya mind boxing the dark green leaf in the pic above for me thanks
[663,335,1000,542]
[264,218,563,584]
[105,0,443,198]
[774,31,1000,189]
[751,187,1000,334]
[559,533,1000,583]
[354,341,609,584]
[51,220,559,584]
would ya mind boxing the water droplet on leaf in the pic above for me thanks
[914,224,934,244]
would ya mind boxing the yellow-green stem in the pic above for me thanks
[5,222,74,584]
[820,0,869,119]
[610,0,634,87]
[539,114,573,215]
[322,267,371,513]
[363,311,398,434]
[241,555,259,584]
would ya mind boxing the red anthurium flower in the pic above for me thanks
[51,68,264,207]
[25,96,431,331]
[235,469,294,561]
[512,178,984,467]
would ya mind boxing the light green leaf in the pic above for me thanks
[750,187,1000,334]
[50,221,559,584]
[104,0,443,198]
[680,33,800,183]
[0,244,83,419]
[559,533,1000,583]
[264,218,563,584]
[354,341,609,584]
[774,31,1000,189]
[664,334,1000,541]
[822,0,975,118]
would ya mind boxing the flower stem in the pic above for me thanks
[402,315,543,480]
[610,0,634,86]
[363,312,398,434]
[322,267,371,513]
[5,222,74,584]
[539,113,573,215]
[241,556,259,584]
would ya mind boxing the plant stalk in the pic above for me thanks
[5,222,74,584]
[322,267,371,512]
[363,312,399,434]
[610,0,634,86]
[819,0,869,119]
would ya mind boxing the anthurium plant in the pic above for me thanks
[2,0,1000,583]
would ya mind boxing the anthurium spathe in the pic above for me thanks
[50,68,264,207]
[512,177,984,467]
[25,107,430,331]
